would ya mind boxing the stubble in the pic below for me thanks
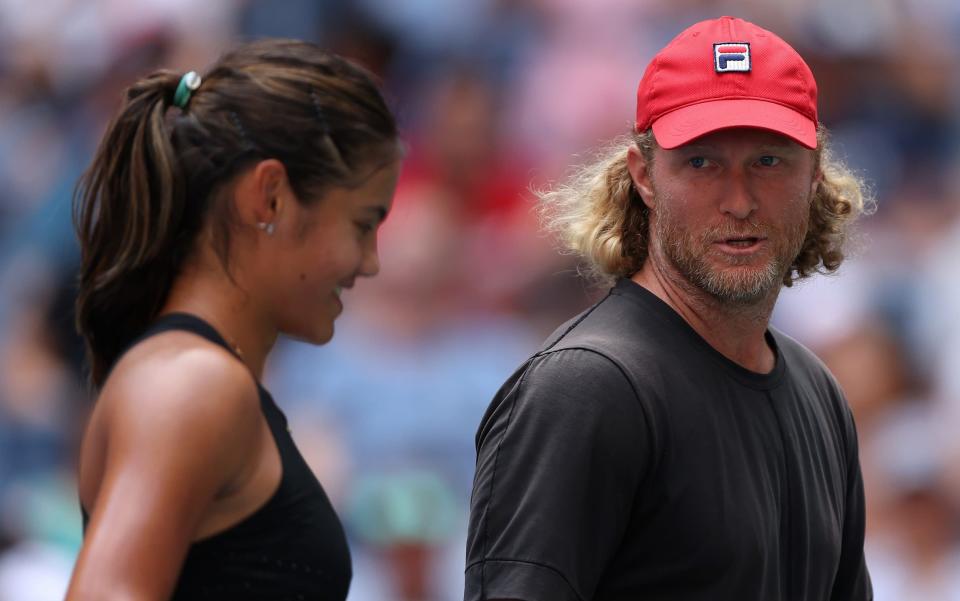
[652,186,811,307]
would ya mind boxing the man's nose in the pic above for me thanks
[718,169,758,220]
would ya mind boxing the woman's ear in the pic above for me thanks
[234,159,292,230]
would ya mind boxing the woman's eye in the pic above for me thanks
[758,155,781,167]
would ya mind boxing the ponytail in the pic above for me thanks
[74,70,193,387]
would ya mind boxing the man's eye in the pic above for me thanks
[688,157,707,169]
[758,156,781,167]
[355,222,375,235]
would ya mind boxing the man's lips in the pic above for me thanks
[714,236,768,253]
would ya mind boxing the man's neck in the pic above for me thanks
[631,256,779,374]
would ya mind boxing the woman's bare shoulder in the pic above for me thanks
[90,330,263,492]
[101,330,260,429]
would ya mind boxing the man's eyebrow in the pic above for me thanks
[674,141,798,153]
[757,141,797,151]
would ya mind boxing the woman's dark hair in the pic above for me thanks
[74,39,399,388]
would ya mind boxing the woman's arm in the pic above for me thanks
[66,347,262,601]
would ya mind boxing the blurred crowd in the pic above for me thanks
[0,0,958,599]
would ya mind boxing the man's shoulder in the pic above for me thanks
[476,330,650,452]
[770,326,853,424]
[770,326,837,384]
[538,286,666,359]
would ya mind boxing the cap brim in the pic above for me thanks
[651,99,817,149]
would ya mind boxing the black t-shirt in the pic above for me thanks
[465,279,871,601]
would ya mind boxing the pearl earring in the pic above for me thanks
[257,222,275,235]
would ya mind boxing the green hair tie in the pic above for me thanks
[173,71,202,109]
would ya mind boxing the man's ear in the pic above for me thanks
[627,145,656,210]
[811,167,823,197]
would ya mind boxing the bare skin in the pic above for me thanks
[626,128,820,374]
[66,159,399,601]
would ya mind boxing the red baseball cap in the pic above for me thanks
[635,16,818,149]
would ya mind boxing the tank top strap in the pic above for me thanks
[137,312,243,361]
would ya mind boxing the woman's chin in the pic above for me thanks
[282,321,335,346]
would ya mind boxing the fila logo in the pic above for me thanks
[714,42,751,73]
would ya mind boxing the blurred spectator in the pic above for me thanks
[1,1,960,599]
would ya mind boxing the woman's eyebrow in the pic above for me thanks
[361,205,388,223]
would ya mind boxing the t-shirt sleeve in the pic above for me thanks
[465,348,652,601]
[830,402,873,601]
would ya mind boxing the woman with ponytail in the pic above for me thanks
[66,39,400,600]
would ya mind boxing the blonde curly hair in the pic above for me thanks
[538,126,872,287]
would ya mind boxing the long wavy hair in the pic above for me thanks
[538,126,872,287]
[74,39,400,388]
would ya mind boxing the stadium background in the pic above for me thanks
[0,0,958,598]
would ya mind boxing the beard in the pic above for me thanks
[652,187,811,306]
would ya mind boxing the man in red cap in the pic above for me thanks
[465,16,872,601]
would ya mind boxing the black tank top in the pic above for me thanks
[81,313,352,600]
